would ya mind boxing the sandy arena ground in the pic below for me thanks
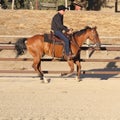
[0,6,120,119]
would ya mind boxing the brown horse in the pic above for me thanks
[15,26,101,82]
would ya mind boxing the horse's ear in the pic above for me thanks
[94,26,97,29]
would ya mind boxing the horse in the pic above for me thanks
[15,26,101,82]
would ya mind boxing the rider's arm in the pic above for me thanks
[54,13,69,32]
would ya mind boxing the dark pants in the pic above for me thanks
[54,31,70,55]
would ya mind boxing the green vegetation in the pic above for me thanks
[0,0,67,9]
[0,0,115,10]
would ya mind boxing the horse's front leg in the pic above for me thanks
[75,60,82,82]
[37,60,44,80]
[61,60,74,77]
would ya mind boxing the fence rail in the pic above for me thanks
[0,35,120,76]
[1,45,120,51]
[0,35,120,39]
[0,70,120,75]
[0,58,120,62]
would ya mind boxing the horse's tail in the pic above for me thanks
[15,38,27,57]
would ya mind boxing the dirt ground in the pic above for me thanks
[0,7,120,119]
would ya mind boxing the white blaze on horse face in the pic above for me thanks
[91,29,98,44]
[92,29,101,47]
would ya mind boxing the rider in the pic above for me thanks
[69,0,82,10]
[51,5,74,60]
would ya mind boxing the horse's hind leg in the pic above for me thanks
[32,57,49,83]
[32,57,44,80]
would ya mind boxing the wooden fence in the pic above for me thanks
[1,45,120,75]
[0,35,120,76]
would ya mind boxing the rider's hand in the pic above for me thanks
[67,28,73,34]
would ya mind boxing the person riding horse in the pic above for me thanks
[51,5,74,60]
[15,25,101,82]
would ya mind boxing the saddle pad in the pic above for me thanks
[44,34,63,45]
[44,33,52,43]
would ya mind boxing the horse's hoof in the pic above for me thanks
[45,78,51,83]
[40,77,45,83]
[44,78,48,83]
[61,73,67,76]
[76,77,82,82]
[40,77,51,83]
[40,80,45,83]
[78,79,82,82]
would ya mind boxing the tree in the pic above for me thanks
[87,0,103,11]
[0,0,7,9]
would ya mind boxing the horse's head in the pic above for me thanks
[86,26,101,47]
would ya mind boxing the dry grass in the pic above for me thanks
[0,8,120,45]
[0,9,120,36]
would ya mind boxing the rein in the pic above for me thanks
[71,34,80,49]
[69,33,81,56]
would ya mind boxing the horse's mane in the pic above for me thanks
[73,26,92,37]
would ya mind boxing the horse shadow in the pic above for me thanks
[82,57,120,80]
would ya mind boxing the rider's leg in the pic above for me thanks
[54,31,70,55]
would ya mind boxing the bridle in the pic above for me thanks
[88,28,100,47]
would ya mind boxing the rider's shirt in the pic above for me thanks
[51,12,69,32]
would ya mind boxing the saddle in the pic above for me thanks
[44,31,65,59]
[44,31,64,45]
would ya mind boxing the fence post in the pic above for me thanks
[11,0,15,10]
[86,39,89,58]
[115,0,118,12]
[35,0,39,10]
[65,0,68,8]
